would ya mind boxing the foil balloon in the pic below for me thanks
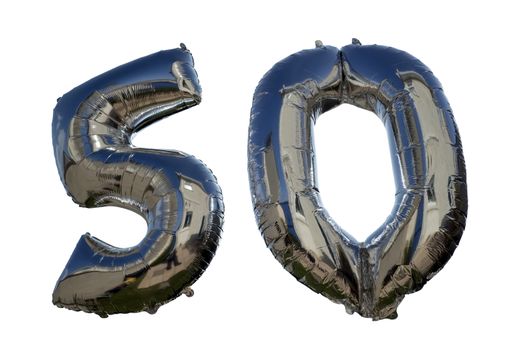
[52,44,224,317]
[248,39,467,320]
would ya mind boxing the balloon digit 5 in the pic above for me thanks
[52,45,224,317]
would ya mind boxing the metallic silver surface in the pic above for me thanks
[52,45,224,317]
[248,40,467,320]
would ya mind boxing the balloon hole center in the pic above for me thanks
[77,206,147,248]
[314,103,396,242]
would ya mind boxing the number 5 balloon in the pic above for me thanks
[52,45,224,317]
[248,40,467,320]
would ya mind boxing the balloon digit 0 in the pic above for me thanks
[248,40,467,320]
[52,45,224,317]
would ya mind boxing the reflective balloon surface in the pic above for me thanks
[248,40,467,320]
[52,45,224,317]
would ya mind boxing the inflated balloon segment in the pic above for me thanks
[248,39,467,320]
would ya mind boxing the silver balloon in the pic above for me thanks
[248,40,467,320]
[52,45,224,317]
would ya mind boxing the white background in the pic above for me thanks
[1,0,522,348]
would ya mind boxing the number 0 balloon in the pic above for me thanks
[248,40,467,319]
[52,45,224,317]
